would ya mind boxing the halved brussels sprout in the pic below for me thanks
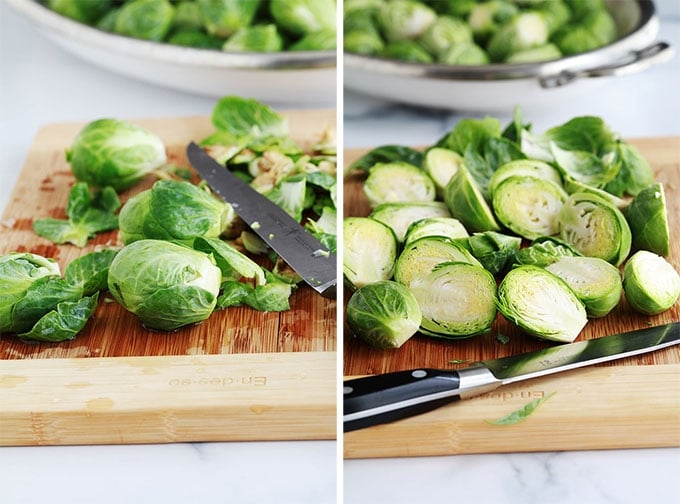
[624,182,671,257]
[623,251,680,315]
[422,147,464,197]
[363,162,436,207]
[343,217,398,290]
[370,201,451,243]
[222,25,284,52]
[444,165,500,233]
[546,256,623,318]
[497,265,588,343]
[394,236,481,288]
[439,42,489,65]
[403,217,469,245]
[467,0,518,41]
[563,176,627,209]
[114,0,175,42]
[270,0,337,36]
[505,43,562,63]
[492,175,568,240]
[377,0,437,41]
[418,15,473,58]
[488,158,563,197]
[346,280,422,349]
[558,192,632,266]
[382,40,434,63]
[487,12,549,62]
[410,261,497,339]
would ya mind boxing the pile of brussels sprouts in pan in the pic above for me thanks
[344,0,617,64]
[42,0,337,52]
[344,109,680,349]
[1,96,337,342]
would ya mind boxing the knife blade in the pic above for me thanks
[344,322,680,432]
[186,142,336,299]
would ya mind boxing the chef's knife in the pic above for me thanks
[344,322,680,432]
[187,142,336,299]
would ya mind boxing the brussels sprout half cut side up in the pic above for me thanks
[546,256,623,318]
[403,217,469,245]
[107,240,222,331]
[343,217,398,290]
[394,236,481,288]
[558,192,632,266]
[370,201,451,243]
[363,162,436,208]
[346,280,422,349]
[623,251,680,315]
[410,261,497,339]
[497,265,588,343]
[492,175,568,240]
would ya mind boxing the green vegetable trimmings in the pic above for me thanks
[487,392,557,425]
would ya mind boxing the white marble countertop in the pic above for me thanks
[1,0,680,503]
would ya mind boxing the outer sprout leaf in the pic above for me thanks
[33,183,121,247]
[487,392,556,425]
[64,248,120,295]
[18,293,99,343]
[348,145,424,173]
[211,96,287,139]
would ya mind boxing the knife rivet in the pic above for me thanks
[411,370,427,378]
[343,386,353,395]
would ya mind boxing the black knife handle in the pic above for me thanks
[343,369,462,432]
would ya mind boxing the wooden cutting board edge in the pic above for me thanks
[0,112,339,445]
[0,351,337,446]
[344,362,680,458]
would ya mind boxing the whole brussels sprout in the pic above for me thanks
[623,251,680,315]
[47,0,114,24]
[118,179,233,245]
[107,240,221,331]
[67,118,167,192]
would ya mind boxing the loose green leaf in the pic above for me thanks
[487,392,556,425]
[211,96,287,139]
[18,293,99,343]
[349,145,424,173]
[33,183,121,247]
[64,248,119,295]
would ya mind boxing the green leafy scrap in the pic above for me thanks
[33,182,120,247]
[487,392,557,425]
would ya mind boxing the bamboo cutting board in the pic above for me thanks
[343,137,680,458]
[0,112,337,446]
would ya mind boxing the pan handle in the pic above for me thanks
[539,41,673,88]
